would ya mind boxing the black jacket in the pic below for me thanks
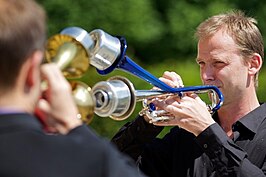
[0,113,147,177]
[112,103,266,177]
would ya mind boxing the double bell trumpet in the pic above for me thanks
[92,76,223,122]
[45,26,224,122]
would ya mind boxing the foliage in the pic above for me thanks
[37,0,164,47]
[37,0,266,63]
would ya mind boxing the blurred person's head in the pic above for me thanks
[0,0,46,112]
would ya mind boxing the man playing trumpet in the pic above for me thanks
[112,10,266,177]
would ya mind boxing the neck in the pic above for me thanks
[217,92,260,136]
[0,90,33,114]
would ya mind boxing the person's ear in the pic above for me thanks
[248,53,263,76]
[26,50,44,88]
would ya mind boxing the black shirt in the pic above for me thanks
[112,103,266,177]
[0,113,147,177]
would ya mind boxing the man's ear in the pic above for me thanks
[26,50,44,88]
[248,53,263,76]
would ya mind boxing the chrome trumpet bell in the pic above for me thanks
[92,76,136,120]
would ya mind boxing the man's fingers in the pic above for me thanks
[162,71,184,87]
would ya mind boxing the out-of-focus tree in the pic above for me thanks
[166,0,235,55]
[37,0,164,58]
[37,0,266,63]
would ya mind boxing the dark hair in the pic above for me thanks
[0,0,46,90]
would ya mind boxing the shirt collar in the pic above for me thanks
[0,108,25,115]
[213,103,266,135]
[236,103,266,135]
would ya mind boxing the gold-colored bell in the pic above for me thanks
[44,33,95,124]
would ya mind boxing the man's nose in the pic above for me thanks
[201,66,215,82]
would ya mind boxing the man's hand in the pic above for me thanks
[35,63,82,134]
[142,71,184,123]
[152,93,215,136]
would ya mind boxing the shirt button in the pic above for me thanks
[203,144,208,149]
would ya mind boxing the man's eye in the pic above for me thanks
[197,61,205,65]
[213,61,225,67]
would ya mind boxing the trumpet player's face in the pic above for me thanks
[196,29,250,105]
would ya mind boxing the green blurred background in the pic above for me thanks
[37,0,266,139]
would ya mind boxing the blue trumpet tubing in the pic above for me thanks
[96,37,224,112]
